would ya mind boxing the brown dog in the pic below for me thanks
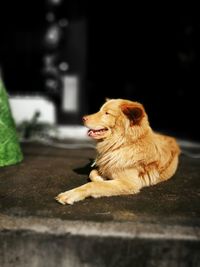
[55,98,180,205]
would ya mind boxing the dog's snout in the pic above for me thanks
[82,116,88,122]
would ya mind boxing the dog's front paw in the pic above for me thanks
[89,169,104,182]
[55,189,85,205]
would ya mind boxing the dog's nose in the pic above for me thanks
[82,116,88,122]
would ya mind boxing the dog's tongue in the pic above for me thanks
[88,128,106,138]
[88,129,99,138]
[88,130,95,137]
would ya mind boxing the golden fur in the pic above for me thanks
[56,99,180,205]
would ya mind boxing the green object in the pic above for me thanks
[0,79,23,167]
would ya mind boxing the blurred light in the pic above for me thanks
[59,62,69,72]
[47,0,63,6]
[43,54,55,66]
[45,24,61,47]
[43,55,58,76]
[46,12,55,22]
[45,79,58,91]
[59,18,68,27]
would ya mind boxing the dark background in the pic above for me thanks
[0,1,199,141]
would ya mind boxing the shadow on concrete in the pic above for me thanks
[73,158,94,176]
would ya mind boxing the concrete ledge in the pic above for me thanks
[0,215,200,241]
[1,217,200,267]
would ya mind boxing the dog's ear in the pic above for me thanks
[121,104,144,126]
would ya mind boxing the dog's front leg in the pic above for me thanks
[89,169,105,182]
[55,179,140,205]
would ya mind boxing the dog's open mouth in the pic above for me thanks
[88,128,108,138]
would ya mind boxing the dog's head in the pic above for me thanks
[83,99,149,140]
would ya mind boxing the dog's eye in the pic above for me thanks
[105,112,110,115]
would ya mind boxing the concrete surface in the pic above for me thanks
[0,142,200,266]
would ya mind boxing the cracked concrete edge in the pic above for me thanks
[0,214,200,241]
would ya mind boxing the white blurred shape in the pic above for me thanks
[57,125,89,140]
[9,96,56,124]
[62,75,79,112]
